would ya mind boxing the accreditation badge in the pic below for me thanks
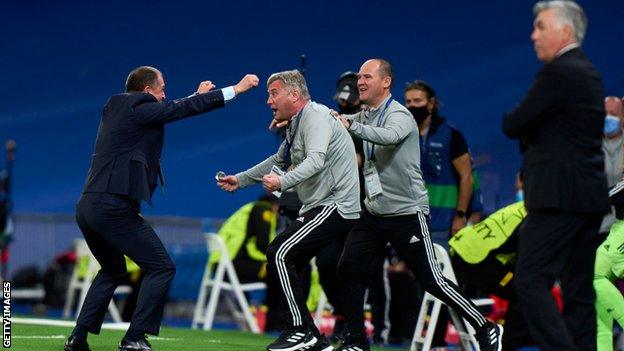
[363,161,383,199]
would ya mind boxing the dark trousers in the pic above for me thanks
[316,233,347,317]
[514,209,601,351]
[452,254,534,349]
[266,205,355,328]
[338,210,487,339]
[75,193,175,335]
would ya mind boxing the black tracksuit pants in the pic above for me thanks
[266,205,356,328]
[75,193,176,336]
[338,209,487,339]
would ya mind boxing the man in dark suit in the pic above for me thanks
[503,2,608,350]
[64,66,259,351]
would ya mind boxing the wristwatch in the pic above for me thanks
[455,210,467,218]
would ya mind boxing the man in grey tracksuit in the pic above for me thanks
[333,59,503,351]
[218,69,359,351]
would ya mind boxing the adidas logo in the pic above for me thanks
[296,217,305,222]
[409,236,420,243]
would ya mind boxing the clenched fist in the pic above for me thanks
[234,74,260,95]
[196,80,215,94]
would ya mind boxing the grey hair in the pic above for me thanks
[533,0,587,44]
[267,70,310,100]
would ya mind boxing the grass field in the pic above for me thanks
[11,319,400,351]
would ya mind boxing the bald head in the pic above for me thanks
[357,58,393,108]
[605,96,623,117]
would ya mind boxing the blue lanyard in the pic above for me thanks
[282,108,304,169]
[367,98,393,161]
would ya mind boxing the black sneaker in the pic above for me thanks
[330,319,345,344]
[335,333,370,351]
[266,326,318,351]
[307,333,333,351]
[475,321,504,351]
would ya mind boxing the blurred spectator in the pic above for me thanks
[601,96,624,241]
[404,81,474,348]
[0,140,15,279]
[450,201,535,349]
[212,194,279,283]
[595,177,624,351]
[404,80,473,241]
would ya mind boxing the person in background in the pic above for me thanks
[213,194,279,284]
[600,97,624,243]
[595,177,624,351]
[404,80,474,242]
[404,79,475,348]
[502,1,608,349]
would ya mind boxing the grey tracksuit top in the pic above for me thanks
[236,101,361,219]
[346,94,429,217]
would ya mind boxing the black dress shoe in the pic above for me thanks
[119,336,152,351]
[64,335,91,351]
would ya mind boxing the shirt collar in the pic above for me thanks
[556,42,579,58]
[366,94,392,114]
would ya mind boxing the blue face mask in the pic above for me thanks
[516,189,524,202]
[604,115,621,136]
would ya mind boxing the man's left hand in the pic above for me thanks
[262,173,281,192]
[451,216,467,236]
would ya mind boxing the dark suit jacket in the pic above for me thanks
[503,48,609,214]
[82,90,225,205]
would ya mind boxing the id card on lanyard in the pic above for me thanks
[363,98,393,200]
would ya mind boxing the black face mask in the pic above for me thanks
[339,104,361,115]
[407,106,430,124]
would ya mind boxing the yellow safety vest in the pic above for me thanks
[210,201,277,264]
[449,201,526,264]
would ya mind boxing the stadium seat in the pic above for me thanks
[410,243,493,351]
[192,233,265,333]
[62,239,129,324]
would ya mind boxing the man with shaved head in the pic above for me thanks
[333,59,503,351]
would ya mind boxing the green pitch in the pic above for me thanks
[12,322,399,351]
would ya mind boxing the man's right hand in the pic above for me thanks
[234,74,260,95]
[217,175,240,193]
[269,118,289,130]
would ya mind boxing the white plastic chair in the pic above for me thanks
[191,233,265,333]
[411,243,494,351]
[62,239,128,323]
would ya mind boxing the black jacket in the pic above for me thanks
[82,90,225,205]
[503,48,609,214]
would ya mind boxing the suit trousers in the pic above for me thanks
[514,209,601,351]
[338,209,487,339]
[75,193,176,335]
[265,205,355,329]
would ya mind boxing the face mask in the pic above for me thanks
[407,106,430,124]
[604,115,621,136]
[516,189,524,202]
